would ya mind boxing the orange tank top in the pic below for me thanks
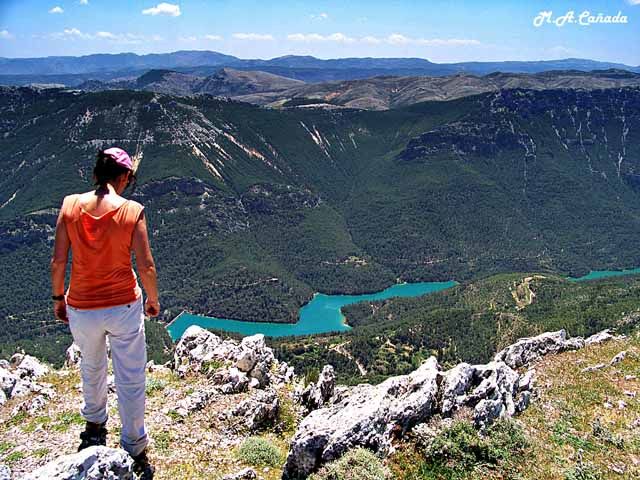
[61,194,144,310]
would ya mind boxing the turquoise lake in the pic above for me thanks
[166,280,458,341]
[568,267,640,282]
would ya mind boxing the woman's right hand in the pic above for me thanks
[145,298,160,317]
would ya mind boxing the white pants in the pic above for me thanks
[68,296,148,456]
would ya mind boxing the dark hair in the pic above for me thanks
[93,149,136,192]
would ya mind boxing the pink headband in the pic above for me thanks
[103,147,133,170]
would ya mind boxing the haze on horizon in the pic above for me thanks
[0,0,639,65]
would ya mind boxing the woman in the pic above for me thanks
[51,147,158,479]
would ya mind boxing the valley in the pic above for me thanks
[0,85,639,368]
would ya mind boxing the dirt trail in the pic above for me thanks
[511,275,546,310]
[330,341,368,376]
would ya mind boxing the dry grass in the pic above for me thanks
[0,366,298,479]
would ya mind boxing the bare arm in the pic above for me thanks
[132,210,160,316]
[51,207,70,322]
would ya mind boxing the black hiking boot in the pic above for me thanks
[132,449,155,479]
[77,421,107,451]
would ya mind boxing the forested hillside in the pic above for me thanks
[1,86,639,362]
[273,273,640,384]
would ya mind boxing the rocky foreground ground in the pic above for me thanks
[0,325,637,479]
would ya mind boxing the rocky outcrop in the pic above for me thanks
[232,388,279,431]
[173,326,293,390]
[493,329,584,369]
[300,365,336,411]
[283,357,440,479]
[23,446,133,479]
[0,355,54,409]
[283,328,620,478]
[222,467,258,480]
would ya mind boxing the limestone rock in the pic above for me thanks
[282,357,440,479]
[174,326,238,376]
[0,366,17,396]
[474,398,505,429]
[15,355,49,379]
[232,388,279,431]
[610,351,627,366]
[585,329,620,345]
[493,330,583,369]
[0,389,6,406]
[301,365,336,411]
[23,446,134,479]
[440,363,475,416]
[65,344,82,368]
[0,464,10,480]
[213,367,250,394]
[173,389,216,417]
[222,467,257,480]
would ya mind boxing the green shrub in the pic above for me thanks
[418,419,529,477]
[145,377,167,395]
[564,462,601,480]
[309,448,388,480]
[236,436,284,467]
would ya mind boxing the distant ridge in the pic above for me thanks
[0,50,638,84]
[74,67,640,110]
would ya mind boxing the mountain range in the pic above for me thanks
[76,67,640,110]
[1,50,639,85]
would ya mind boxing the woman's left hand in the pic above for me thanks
[54,299,68,324]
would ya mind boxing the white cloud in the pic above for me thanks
[310,12,329,20]
[151,34,164,41]
[0,29,14,40]
[626,0,640,5]
[178,35,198,42]
[232,33,274,41]
[95,31,116,39]
[361,35,381,45]
[386,33,410,45]
[49,6,64,14]
[142,3,181,17]
[548,45,577,57]
[287,32,355,43]
[416,38,481,46]
[204,34,223,41]
[286,32,480,48]
[79,0,89,5]
[48,29,152,44]
[55,27,92,39]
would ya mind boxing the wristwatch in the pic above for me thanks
[52,295,65,301]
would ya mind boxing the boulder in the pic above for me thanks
[493,330,583,369]
[282,357,440,479]
[301,365,336,411]
[222,468,257,480]
[174,326,239,376]
[0,389,6,406]
[610,351,627,366]
[65,344,82,368]
[15,355,49,379]
[0,366,17,396]
[232,388,279,431]
[173,389,216,417]
[213,367,249,394]
[23,446,134,479]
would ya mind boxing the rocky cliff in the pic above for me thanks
[1,324,637,479]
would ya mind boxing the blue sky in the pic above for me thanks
[0,0,638,64]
